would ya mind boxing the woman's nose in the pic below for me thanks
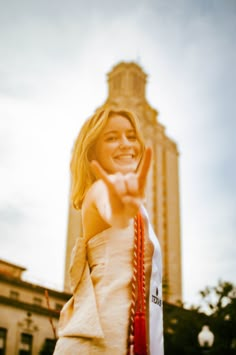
[119,135,131,148]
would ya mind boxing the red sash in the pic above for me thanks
[129,212,147,355]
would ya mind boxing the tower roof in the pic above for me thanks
[107,61,147,105]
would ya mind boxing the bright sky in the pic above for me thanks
[0,0,235,307]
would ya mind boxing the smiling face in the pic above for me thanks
[93,114,142,174]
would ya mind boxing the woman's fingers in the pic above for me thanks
[90,160,117,192]
[137,147,152,188]
[91,160,127,196]
[90,160,108,182]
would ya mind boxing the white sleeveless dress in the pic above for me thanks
[53,209,163,355]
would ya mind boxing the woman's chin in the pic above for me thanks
[115,163,137,174]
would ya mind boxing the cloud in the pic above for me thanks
[0,204,26,223]
[0,0,235,304]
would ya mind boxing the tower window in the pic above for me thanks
[33,297,42,306]
[10,290,19,300]
[40,338,57,354]
[0,328,7,355]
[18,333,32,355]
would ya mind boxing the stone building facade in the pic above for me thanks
[0,259,70,355]
[64,62,182,304]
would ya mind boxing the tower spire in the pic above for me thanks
[106,62,147,106]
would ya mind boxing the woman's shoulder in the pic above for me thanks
[82,180,110,240]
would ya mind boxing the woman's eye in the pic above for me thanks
[106,136,117,142]
[127,135,137,141]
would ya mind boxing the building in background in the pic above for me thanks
[64,62,182,304]
[0,259,70,355]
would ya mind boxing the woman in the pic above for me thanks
[54,106,164,354]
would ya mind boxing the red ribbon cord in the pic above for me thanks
[133,212,147,355]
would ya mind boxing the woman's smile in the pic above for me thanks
[114,153,135,161]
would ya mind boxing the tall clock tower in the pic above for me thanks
[64,62,182,304]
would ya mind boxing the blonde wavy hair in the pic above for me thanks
[70,105,145,209]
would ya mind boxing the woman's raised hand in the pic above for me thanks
[90,147,152,224]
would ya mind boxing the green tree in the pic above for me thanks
[163,302,206,354]
[163,281,236,354]
[198,281,236,354]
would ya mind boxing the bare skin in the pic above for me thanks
[82,147,152,240]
